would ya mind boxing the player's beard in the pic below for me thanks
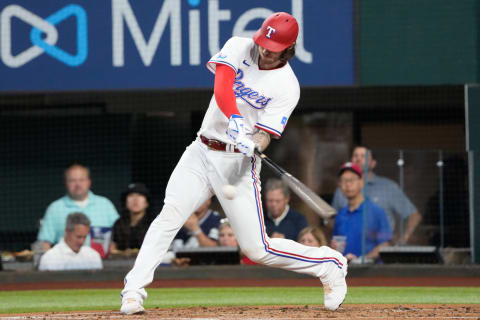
[258,46,282,69]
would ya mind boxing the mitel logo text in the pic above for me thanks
[113,0,312,67]
[1,1,311,69]
[0,4,87,68]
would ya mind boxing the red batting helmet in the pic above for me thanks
[253,12,299,52]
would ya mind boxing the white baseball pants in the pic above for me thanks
[122,139,346,301]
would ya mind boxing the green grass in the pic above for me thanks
[0,287,479,314]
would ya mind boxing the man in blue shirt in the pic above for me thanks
[172,197,221,249]
[264,178,308,241]
[332,162,392,262]
[332,146,421,244]
[37,164,119,253]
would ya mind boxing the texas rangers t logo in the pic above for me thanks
[266,26,276,39]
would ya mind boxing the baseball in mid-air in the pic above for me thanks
[222,184,237,200]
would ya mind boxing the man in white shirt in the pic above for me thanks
[39,212,102,271]
[37,164,119,256]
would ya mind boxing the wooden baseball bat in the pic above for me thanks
[255,149,337,219]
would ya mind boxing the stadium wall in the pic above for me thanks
[359,0,479,85]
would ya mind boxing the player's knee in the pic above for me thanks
[242,245,268,263]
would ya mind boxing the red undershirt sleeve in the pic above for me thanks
[214,64,240,119]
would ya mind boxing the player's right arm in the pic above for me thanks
[208,37,245,120]
[214,64,240,119]
[207,37,256,156]
[214,65,249,146]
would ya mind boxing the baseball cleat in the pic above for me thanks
[320,257,348,311]
[120,297,145,315]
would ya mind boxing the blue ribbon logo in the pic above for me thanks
[30,4,87,67]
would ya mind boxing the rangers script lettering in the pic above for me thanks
[234,69,272,109]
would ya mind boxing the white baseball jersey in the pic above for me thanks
[199,36,300,142]
[121,36,347,307]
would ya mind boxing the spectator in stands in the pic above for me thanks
[171,197,220,249]
[110,183,156,252]
[218,219,238,248]
[167,219,254,267]
[298,226,328,247]
[264,178,308,240]
[332,146,422,244]
[332,162,392,262]
[38,213,102,271]
[218,219,256,265]
[37,164,119,253]
[136,197,220,267]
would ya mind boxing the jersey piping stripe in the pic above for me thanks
[250,156,344,269]
[208,60,237,74]
[255,123,282,137]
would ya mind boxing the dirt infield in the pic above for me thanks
[3,276,480,291]
[3,304,480,319]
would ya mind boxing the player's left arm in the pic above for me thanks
[252,129,271,152]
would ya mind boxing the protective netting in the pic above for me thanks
[0,85,470,269]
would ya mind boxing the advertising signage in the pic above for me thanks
[0,0,353,91]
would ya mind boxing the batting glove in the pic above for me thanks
[226,114,245,142]
[236,134,256,157]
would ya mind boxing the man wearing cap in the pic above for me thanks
[121,12,348,314]
[332,146,422,244]
[332,163,392,262]
[110,183,156,252]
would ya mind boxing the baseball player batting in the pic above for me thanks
[120,12,347,314]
